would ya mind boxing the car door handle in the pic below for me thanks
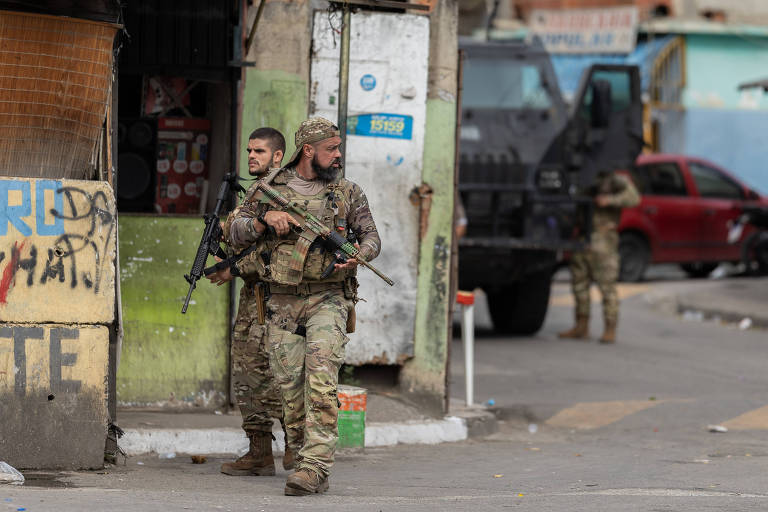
[643,206,658,215]
[704,209,716,216]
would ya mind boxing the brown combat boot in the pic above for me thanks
[284,468,329,496]
[599,322,617,344]
[220,432,275,476]
[558,315,590,340]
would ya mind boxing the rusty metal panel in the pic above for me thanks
[0,323,109,469]
[0,178,116,324]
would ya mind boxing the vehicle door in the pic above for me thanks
[630,160,700,262]
[568,65,644,189]
[686,160,745,261]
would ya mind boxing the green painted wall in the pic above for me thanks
[117,215,229,406]
[402,98,457,415]
[239,68,308,179]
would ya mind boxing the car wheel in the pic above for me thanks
[680,262,719,278]
[487,271,552,335]
[743,232,768,275]
[619,233,649,282]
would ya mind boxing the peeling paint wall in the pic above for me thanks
[309,11,431,364]
[117,216,229,407]
[0,179,116,468]
[401,0,458,416]
[239,0,311,179]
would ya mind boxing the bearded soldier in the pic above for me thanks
[206,127,294,475]
[559,170,640,344]
[229,117,381,495]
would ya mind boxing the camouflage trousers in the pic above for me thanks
[266,287,351,478]
[570,230,620,325]
[232,283,283,435]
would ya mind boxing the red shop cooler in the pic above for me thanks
[154,117,211,214]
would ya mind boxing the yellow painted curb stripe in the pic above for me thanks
[545,400,660,430]
[723,405,768,430]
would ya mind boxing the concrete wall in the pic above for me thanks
[239,0,312,178]
[657,34,768,194]
[677,109,768,194]
[0,178,116,468]
[400,0,459,416]
[117,216,229,407]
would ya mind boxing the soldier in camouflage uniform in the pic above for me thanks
[559,170,640,344]
[205,128,294,475]
[230,117,381,496]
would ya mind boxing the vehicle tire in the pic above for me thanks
[743,232,768,275]
[680,262,719,278]
[487,271,552,335]
[619,232,650,282]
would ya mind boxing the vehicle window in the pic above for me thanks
[579,70,632,121]
[632,163,687,196]
[463,58,553,109]
[688,162,743,199]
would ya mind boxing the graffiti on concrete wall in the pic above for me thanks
[0,178,116,324]
[0,324,109,396]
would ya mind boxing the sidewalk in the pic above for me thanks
[644,275,768,328]
[116,393,496,457]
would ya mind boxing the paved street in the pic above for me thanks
[4,274,768,511]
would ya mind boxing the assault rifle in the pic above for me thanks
[255,180,395,286]
[182,172,246,313]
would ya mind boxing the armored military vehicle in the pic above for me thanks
[458,39,643,334]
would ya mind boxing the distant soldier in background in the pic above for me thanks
[206,127,294,475]
[559,170,640,344]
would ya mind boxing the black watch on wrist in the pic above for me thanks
[256,214,268,228]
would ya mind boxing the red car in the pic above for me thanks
[618,154,768,281]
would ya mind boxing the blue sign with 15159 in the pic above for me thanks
[347,113,413,140]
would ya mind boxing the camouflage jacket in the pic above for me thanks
[232,167,381,286]
[592,172,640,232]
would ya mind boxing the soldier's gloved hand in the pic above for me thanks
[262,211,300,236]
[595,195,612,207]
[205,256,233,286]
[206,267,233,286]
[334,243,360,271]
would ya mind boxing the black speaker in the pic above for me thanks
[117,118,157,212]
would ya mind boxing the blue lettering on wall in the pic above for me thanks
[35,180,64,236]
[0,180,32,236]
[0,179,64,237]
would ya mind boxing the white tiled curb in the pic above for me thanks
[120,417,468,456]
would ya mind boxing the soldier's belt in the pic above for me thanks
[269,282,344,295]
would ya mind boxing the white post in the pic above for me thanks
[457,291,475,407]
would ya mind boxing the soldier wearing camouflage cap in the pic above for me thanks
[230,117,381,495]
[206,127,294,476]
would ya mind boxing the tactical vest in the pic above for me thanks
[221,168,287,283]
[263,170,357,286]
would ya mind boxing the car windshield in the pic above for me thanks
[463,58,554,109]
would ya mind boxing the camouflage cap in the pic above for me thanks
[285,117,340,167]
